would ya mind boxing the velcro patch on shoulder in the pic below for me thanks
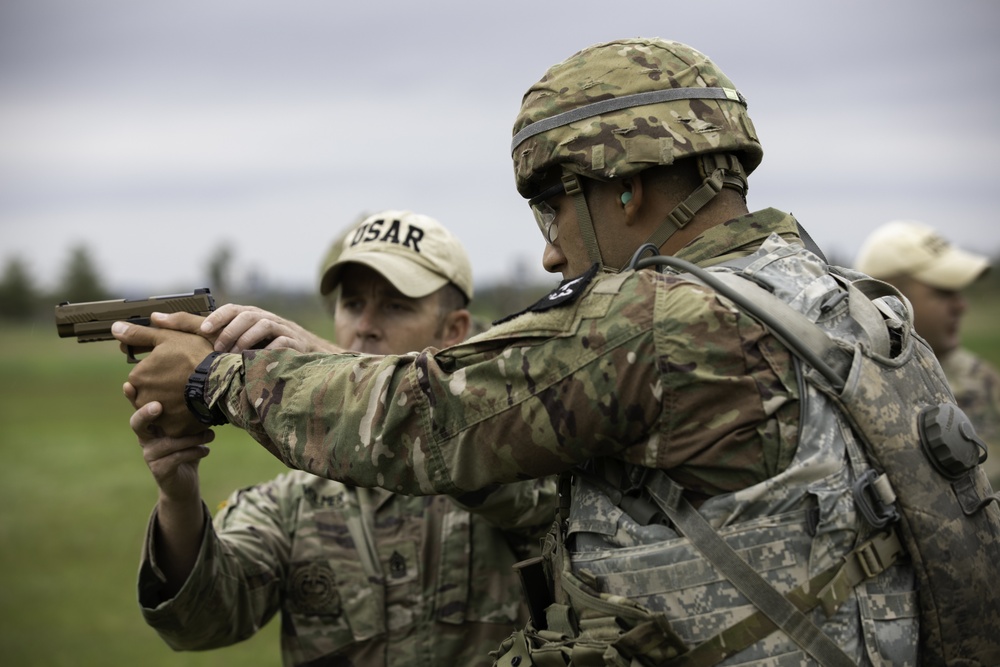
[494,263,599,325]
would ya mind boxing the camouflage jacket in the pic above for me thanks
[941,347,1000,488]
[139,472,555,666]
[205,208,804,500]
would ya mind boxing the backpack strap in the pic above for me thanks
[637,254,910,390]
[831,273,914,358]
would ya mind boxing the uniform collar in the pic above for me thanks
[674,208,802,267]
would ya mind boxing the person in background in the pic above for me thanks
[855,219,1000,487]
[131,210,556,666]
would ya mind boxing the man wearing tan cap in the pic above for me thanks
[855,220,999,487]
[129,210,556,666]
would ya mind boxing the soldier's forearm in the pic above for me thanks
[153,495,206,598]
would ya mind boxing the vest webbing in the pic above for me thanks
[566,463,905,667]
[642,472,903,667]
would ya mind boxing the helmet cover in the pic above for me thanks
[511,38,763,198]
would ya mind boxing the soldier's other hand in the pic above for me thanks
[124,312,214,359]
[113,321,214,437]
[132,401,213,503]
[148,311,207,335]
[200,303,341,354]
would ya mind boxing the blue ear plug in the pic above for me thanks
[621,192,633,205]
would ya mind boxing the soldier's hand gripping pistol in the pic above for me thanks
[54,288,216,362]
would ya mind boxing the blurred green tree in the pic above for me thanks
[0,256,39,320]
[57,244,108,303]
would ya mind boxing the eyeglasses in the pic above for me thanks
[527,181,565,244]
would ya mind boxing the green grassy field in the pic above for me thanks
[0,324,286,666]
[1,286,996,666]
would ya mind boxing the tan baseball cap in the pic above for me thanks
[319,210,473,302]
[855,220,990,290]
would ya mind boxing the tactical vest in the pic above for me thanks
[495,235,1000,667]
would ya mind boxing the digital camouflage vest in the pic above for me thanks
[496,235,1000,667]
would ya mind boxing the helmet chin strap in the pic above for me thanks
[563,154,747,274]
[617,153,747,272]
[562,173,606,269]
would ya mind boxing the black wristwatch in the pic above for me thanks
[184,351,229,426]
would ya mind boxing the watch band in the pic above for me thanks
[184,351,229,426]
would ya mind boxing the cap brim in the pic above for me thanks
[912,247,990,290]
[320,252,449,298]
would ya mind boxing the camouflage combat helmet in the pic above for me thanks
[511,38,763,271]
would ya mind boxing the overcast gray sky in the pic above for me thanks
[2,0,998,297]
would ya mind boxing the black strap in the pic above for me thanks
[796,221,828,263]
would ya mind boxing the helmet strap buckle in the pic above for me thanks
[697,153,748,196]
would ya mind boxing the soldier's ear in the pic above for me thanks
[441,309,471,346]
[621,176,643,227]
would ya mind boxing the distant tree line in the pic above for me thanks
[0,242,268,323]
[0,245,109,321]
[0,242,557,326]
[6,240,999,328]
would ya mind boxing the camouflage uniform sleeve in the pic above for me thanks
[450,476,559,540]
[206,269,786,498]
[138,477,295,649]
[205,271,660,496]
